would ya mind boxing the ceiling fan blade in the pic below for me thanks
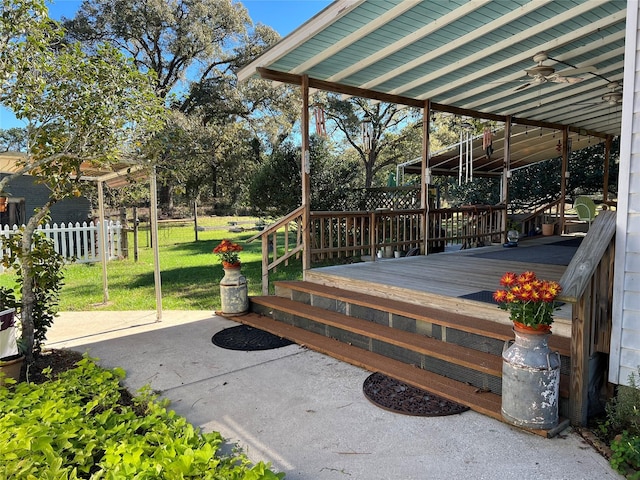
[514,75,546,91]
[556,65,597,76]
[513,82,533,92]
[547,74,565,83]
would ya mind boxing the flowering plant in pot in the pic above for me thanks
[493,271,562,332]
[0,287,24,383]
[213,239,243,268]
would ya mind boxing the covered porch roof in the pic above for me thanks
[237,0,626,172]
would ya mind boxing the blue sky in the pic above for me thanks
[0,0,332,130]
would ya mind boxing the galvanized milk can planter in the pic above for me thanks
[502,322,560,429]
[493,271,563,430]
[219,263,248,316]
[213,240,248,316]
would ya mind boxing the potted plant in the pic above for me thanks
[0,287,23,384]
[213,239,243,269]
[213,239,248,316]
[493,271,563,430]
[493,271,561,333]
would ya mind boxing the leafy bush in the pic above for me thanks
[2,229,65,357]
[606,369,640,437]
[603,367,640,478]
[0,356,283,479]
[611,432,640,479]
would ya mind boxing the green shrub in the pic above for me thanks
[605,367,640,478]
[0,356,284,479]
[611,431,640,479]
[606,368,640,437]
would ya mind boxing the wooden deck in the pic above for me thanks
[304,234,578,338]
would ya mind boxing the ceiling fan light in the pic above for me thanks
[526,65,555,77]
[602,92,622,104]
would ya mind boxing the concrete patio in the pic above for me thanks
[46,310,621,480]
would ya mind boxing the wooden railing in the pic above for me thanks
[246,206,304,295]
[427,204,506,251]
[517,198,562,236]
[309,209,422,261]
[557,209,616,426]
[249,204,507,294]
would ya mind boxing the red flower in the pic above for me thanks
[500,272,517,287]
[213,239,243,265]
[493,271,562,328]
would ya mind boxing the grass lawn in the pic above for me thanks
[0,216,302,311]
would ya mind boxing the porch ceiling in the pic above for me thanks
[238,0,626,171]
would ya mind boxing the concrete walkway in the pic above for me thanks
[46,310,621,480]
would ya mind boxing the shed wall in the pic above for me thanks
[0,174,91,226]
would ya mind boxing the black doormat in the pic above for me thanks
[458,290,498,304]
[471,244,577,265]
[459,289,565,307]
[549,237,583,248]
[363,372,470,417]
[212,325,294,351]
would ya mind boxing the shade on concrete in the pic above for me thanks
[46,310,622,480]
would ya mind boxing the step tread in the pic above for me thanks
[252,295,503,376]
[252,295,570,398]
[276,280,571,357]
[234,312,503,420]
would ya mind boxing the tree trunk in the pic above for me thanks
[159,184,174,211]
[19,206,50,365]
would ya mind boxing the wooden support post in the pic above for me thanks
[560,127,569,234]
[261,234,269,295]
[570,288,592,426]
[603,135,612,204]
[501,117,511,240]
[133,206,139,262]
[301,75,311,274]
[194,200,198,242]
[421,100,430,255]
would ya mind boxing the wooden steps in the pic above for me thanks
[252,295,503,377]
[241,280,571,437]
[275,280,571,356]
[235,312,504,421]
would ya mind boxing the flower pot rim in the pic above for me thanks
[222,261,241,268]
[513,321,552,334]
[0,354,24,364]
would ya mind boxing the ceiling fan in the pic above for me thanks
[514,52,597,92]
[600,82,623,105]
[573,81,623,110]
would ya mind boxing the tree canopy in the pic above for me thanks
[0,0,165,363]
[62,0,299,211]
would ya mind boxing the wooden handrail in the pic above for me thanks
[558,210,616,303]
[247,205,305,295]
[519,197,562,224]
[246,205,304,242]
[555,209,616,426]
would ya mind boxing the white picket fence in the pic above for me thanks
[0,221,123,267]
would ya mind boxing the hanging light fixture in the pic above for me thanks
[362,115,373,153]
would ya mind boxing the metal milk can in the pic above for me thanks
[501,326,560,430]
[219,266,248,316]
